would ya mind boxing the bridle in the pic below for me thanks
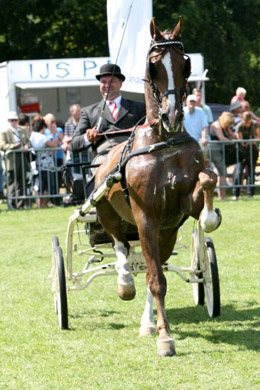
[146,37,190,132]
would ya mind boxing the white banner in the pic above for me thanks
[107,0,152,94]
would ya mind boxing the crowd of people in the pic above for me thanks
[183,87,260,200]
[0,105,84,209]
[0,61,259,209]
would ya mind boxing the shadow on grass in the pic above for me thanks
[69,309,127,331]
[166,302,260,351]
[67,300,259,351]
[70,309,119,319]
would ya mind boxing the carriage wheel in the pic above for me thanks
[51,236,69,329]
[191,229,205,305]
[203,237,221,317]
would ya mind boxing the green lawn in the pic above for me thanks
[0,197,259,390]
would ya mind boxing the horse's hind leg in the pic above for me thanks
[191,169,222,232]
[96,198,136,301]
[113,236,136,300]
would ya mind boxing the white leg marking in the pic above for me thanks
[112,236,134,286]
[140,286,156,336]
[200,205,219,233]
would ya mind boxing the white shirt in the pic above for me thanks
[83,95,122,146]
[30,131,49,148]
[30,131,55,170]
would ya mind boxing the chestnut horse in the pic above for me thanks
[94,17,221,356]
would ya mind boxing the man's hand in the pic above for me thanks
[201,128,208,146]
[86,127,101,142]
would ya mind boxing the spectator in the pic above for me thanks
[231,87,247,104]
[71,63,146,170]
[44,113,64,203]
[18,113,30,136]
[209,111,236,200]
[232,111,260,200]
[62,104,86,172]
[184,94,208,162]
[0,153,4,200]
[0,111,31,209]
[229,101,243,129]
[241,100,260,123]
[192,88,213,126]
[32,114,43,128]
[62,104,81,156]
[30,119,59,208]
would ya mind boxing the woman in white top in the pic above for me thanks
[30,119,59,208]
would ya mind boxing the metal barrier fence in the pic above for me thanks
[0,139,259,209]
[208,139,260,191]
[0,148,90,209]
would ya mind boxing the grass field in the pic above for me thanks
[0,197,259,390]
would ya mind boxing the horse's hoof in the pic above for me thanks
[139,325,156,337]
[156,338,176,357]
[202,208,222,233]
[118,284,136,301]
[214,208,222,229]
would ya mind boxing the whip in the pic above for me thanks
[96,0,135,132]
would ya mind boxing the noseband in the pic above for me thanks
[146,38,190,132]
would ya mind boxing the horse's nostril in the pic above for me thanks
[161,113,169,123]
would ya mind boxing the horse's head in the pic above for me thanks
[146,17,191,133]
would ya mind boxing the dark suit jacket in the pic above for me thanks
[71,97,146,152]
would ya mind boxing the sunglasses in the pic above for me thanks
[10,119,18,122]
[51,120,56,124]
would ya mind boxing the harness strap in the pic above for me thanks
[162,89,180,98]
[115,134,195,204]
[120,135,195,169]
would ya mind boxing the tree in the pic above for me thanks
[0,0,108,59]
[152,0,260,107]
[0,0,259,107]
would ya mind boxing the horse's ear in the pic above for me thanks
[171,16,183,40]
[150,17,163,41]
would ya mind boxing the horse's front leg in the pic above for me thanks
[140,286,156,336]
[140,228,178,338]
[137,215,176,357]
[192,169,222,233]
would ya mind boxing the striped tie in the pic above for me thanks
[109,101,119,121]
